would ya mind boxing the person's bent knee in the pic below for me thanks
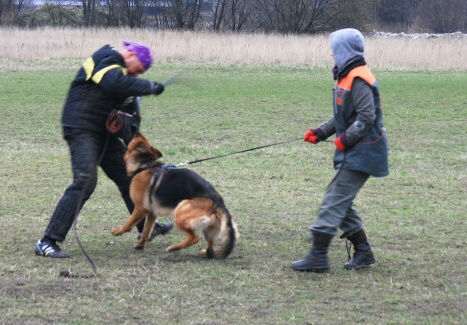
[68,172,98,198]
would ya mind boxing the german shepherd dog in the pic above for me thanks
[111,132,239,259]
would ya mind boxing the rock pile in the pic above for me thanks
[369,30,467,39]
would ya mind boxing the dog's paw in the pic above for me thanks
[134,241,146,249]
[201,248,215,259]
[166,245,179,252]
[111,228,124,236]
[134,239,147,249]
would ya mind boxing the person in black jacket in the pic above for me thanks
[34,41,173,258]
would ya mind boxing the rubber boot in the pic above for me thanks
[291,232,332,272]
[342,229,376,270]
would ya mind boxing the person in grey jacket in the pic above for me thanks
[291,28,389,272]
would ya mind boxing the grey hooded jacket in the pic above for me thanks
[317,28,389,177]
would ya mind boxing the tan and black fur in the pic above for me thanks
[111,132,239,259]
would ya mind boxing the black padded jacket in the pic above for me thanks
[61,45,154,134]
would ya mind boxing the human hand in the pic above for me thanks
[334,134,348,151]
[304,128,324,144]
[153,82,165,95]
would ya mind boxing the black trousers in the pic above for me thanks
[44,127,144,242]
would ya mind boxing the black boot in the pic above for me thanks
[137,221,174,241]
[342,229,376,270]
[291,232,332,272]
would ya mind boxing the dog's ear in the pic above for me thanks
[133,131,142,139]
[136,142,150,153]
[151,146,163,159]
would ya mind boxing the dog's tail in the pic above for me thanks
[211,199,239,259]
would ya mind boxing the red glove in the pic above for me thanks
[334,134,348,151]
[304,130,318,144]
[304,128,324,144]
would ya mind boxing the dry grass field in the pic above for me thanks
[1,27,467,71]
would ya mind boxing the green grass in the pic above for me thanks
[1,63,466,324]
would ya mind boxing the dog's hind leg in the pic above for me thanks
[166,203,201,252]
[200,211,221,258]
[200,237,216,259]
[166,228,199,252]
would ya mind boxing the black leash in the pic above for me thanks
[63,134,331,277]
[176,137,303,166]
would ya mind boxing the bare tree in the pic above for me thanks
[158,0,203,30]
[47,0,75,25]
[228,0,249,31]
[146,0,170,28]
[209,0,250,31]
[210,0,227,30]
[77,0,98,26]
[1,0,32,25]
[120,0,150,27]
[377,0,419,32]
[330,0,378,32]
[104,0,121,26]
[0,0,14,24]
[417,0,466,33]
[251,0,335,34]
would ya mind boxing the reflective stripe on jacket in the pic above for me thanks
[61,45,154,134]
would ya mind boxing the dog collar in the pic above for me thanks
[134,161,162,175]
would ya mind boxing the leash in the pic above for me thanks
[62,133,332,277]
[176,137,303,166]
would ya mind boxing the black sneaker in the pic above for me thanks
[34,239,70,258]
[137,221,174,241]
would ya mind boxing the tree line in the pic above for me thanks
[1,0,466,34]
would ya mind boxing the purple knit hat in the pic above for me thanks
[123,41,153,70]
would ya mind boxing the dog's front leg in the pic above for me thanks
[134,212,157,249]
[112,205,148,236]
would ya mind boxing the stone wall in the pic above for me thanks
[369,30,467,39]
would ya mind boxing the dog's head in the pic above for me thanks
[124,132,163,175]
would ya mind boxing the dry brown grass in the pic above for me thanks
[1,26,466,71]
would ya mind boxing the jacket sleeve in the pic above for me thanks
[343,78,376,146]
[99,68,154,98]
[86,52,155,98]
[317,117,336,139]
